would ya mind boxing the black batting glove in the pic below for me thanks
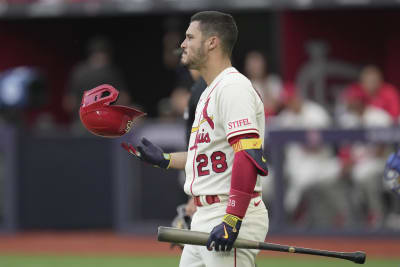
[206,214,242,252]
[121,137,171,169]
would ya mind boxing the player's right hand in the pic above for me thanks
[206,214,242,252]
[121,137,171,169]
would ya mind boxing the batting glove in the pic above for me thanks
[384,151,400,195]
[206,214,242,252]
[121,137,171,169]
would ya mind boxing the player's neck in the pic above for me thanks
[200,56,232,86]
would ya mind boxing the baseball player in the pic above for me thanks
[384,149,400,196]
[122,11,268,266]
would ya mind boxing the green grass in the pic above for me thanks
[0,255,398,267]
[0,255,179,267]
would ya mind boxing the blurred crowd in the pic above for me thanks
[245,48,400,231]
[0,26,398,231]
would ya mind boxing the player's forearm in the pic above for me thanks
[226,150,258,218]
[168,152,188,170]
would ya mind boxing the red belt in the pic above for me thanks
[193,192,261,207]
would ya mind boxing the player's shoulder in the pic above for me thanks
[217,69,254,95]
[221,69,251,86]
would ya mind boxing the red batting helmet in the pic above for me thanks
[79,84,145,138]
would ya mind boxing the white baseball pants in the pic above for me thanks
[179,195,268,267]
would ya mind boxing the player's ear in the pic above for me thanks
[207,36,218,51]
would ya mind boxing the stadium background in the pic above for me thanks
[0,0,399,266]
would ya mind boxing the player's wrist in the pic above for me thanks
[226,189,252,218]
[223,214,242,232]
[160,153,171,169]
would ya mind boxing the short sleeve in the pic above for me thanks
[217,80,260,140]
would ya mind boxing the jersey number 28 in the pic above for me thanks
[196,151,228,176]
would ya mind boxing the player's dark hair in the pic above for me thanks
[191,11,238,57]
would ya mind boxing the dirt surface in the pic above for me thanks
[0,232,398,258]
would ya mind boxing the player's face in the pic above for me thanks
[180,21,207,70]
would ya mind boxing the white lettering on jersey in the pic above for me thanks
[228,118,252,129]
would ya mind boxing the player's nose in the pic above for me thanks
[180,39,186,49]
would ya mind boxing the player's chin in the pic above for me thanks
[182,60,198,70]
[180,56,189,66]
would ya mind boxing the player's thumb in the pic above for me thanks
[137,145,146,158]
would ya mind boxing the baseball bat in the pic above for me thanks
[157,227,366,264]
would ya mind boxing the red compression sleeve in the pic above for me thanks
[226,133,259,218]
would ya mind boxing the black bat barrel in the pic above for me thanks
[258,243,366,264]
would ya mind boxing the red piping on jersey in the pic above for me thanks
[253,87,264,103]
[202,98,214,129]
[226,128,259,138]
[190,71,239,196]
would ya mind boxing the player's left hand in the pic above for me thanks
[206,214,242,252]
[121,138,171,169]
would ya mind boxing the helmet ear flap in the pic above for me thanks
[80,84,119,110]
[79,84,146,138]
[99,89,119,105]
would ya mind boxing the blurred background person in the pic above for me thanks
[244,50,283,119]
[158,17,194,122]
[63,36,132,133]
[276,83,344,228]
[158,87,191,122]
[183,70,206,143]
[337,65,400,128]
[383,149,400,230]
[336,65,400,228]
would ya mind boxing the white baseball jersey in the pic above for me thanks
[184,67,265,196]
